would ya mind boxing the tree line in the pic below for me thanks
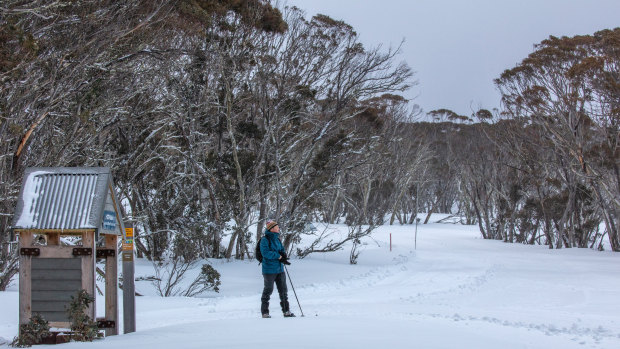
[413,28,619,252]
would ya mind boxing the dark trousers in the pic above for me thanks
[261,272,289,314]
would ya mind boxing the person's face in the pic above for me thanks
[271,225,280,233]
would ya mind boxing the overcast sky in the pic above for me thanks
[288,0,620,117]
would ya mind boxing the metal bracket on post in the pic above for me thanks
[97,320,115,329]
[96,249,116,258]
[20,248,40,256]
[72,248,93,256]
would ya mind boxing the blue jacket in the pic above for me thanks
[260,230,285,274]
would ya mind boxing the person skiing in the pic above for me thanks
[260,220,295,318]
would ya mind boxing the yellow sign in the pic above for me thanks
[125,227,134,238]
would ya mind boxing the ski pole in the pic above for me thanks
[283,265,305,317]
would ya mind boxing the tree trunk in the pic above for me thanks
[257,180,268,243]
[556,183,576,249]
[528,219,540,245]
[224,85,249,259]
[423,200,436,224]
[329,175,342,224]
[362,177,372,224]
[12,112,50,173]
[390,177,411,225]
[225,232,238,259]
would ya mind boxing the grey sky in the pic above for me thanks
[288,0,620,116]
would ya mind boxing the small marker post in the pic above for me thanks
[415,217,420,250]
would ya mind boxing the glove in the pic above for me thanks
[279,251,288,259]
[280,256,291,265]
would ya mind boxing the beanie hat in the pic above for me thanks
[266,220,278,231]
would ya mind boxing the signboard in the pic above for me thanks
[103,210,116,231]
[122,227,134,261]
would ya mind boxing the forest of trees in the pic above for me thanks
[417,29,619,252]
[1,1,618,290]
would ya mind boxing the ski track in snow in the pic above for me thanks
[411,313,620,343]
[302,260,618,343]
[300,254,412,296]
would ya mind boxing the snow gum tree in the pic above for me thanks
[422,28,619,251]
[496,28,620,251]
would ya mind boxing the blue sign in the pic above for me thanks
[103,210,116,231]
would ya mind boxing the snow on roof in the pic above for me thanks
[12,167,120,232]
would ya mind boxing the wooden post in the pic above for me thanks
[81,231,96,321]
[47,233,60,246]
[105,234,118,336]
[18,232,33,329]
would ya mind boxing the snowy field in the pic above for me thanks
[1,216,619,348]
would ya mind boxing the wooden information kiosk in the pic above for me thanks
[12,167,125,337]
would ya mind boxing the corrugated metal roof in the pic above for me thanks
[12,167,120,231]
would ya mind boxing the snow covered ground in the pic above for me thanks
[1,216,619,348]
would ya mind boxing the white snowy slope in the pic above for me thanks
[1,217,619,348]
